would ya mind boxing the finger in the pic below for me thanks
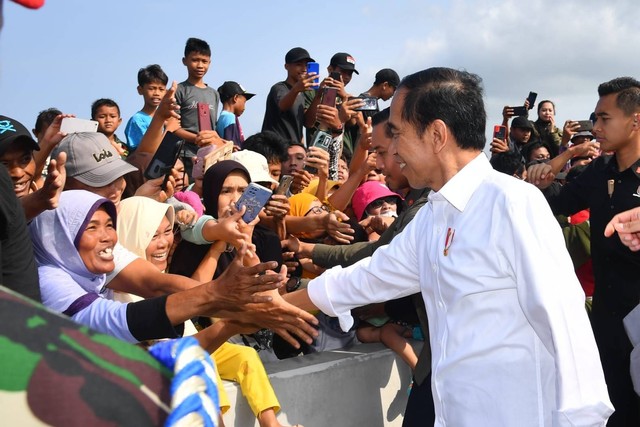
[243,259,279,276]
[273,328,303,348]
[604,219,618,237]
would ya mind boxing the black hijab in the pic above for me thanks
[169,160,251,280]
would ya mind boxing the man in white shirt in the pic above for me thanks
[287,67,613,426]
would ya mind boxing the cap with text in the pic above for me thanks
[0,115,39,154]
[53,132,137,187]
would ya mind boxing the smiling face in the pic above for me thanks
[217,171,249,218]
[388,88,439,190]
[0,142,35,198]
[77,207,117,274]
[145,215,173,272]
[371,123,409,193]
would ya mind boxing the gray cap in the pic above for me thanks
[53,132,137,187]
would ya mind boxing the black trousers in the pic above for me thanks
[403,373,435,427]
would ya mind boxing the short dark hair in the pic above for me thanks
[34,108,62,135]
[537,100,555,114]
[522,141,552,163]
[372,107,390,127]
[398,67,486,150]
[598,77,640,116]
[137,64,168,87]
[288,140,307,152]
[243,131,289,164]
[490,151,525,177]
[184,37,211,57]
[91,98,120,119]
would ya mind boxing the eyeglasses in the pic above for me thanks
[367,196,398,210]
[305,205,330,215]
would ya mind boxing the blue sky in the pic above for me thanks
[1,0,639,147]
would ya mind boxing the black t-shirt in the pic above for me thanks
[0,165,40,302]
[262,81,305,144]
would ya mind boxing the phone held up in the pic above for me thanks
[144,131,185,190]
[306,62,320,90]
[60,117,99,134]
[493,125,507,141]
[577,120,594,132]
[509,91,537,117]
[236,182,273,223]
[275,175,294,196]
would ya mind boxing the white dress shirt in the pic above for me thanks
[308,153,613,426]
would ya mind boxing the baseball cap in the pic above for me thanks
[218,81,255,103]
[374,69,400,88]
[0,115,39,154]
[330,52,359,74]
[53,132,137,187]
[511,116,534,130]
[351,181,402,221]
[285,47,314,64]
[231,150,278,185]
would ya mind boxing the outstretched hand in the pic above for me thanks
[604,207,640,251]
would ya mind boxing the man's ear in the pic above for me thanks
[233,94,240,104]
[430,119,448,153]
[136,85,143,96]
[182,57,187,66]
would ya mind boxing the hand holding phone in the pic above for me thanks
[236,183,273,223]
[493,125,507,141]
[526,92,538,110]
[144,131,185,190]
[275,175,294,195]
[306,62,320,90]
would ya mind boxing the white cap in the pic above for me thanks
[231,150,278,185]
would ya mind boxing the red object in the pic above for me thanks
[11,0,45,9]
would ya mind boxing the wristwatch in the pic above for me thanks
[286,276,302,293]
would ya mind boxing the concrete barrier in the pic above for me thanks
[222,341,422,427]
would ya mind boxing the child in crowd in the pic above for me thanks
[174,37,221,177]
[216,81,255,149]
[124,64,168,152]
[91,98,127,156]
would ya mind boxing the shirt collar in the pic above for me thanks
[428,152,491,212]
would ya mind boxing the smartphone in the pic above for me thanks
[236,182,273,223]
[144,131,185,186]
[197,102,212,131]
[329,71,341,81]
[353,96,378,111]
[526,92,538,110]
[493,125,507,140]
[60,117,98,133]
[577,120,594,132]
[321,87,338,108]
[510,106,528,116]
[304,130,333,174]
[306,62,320,90]
[275,175,294,196]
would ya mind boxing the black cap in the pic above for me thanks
[218,81,255,103]
[0,115,39,154]
[285,47,314,64]
[511,116,534,130]
[374,68,400,88]
[330,52,358,74]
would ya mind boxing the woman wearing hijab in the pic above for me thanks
[29,190,184,343]
[167,163,300,427]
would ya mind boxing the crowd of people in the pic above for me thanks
[1,35,640,427]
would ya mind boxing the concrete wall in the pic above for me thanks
[222,342,421,427]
